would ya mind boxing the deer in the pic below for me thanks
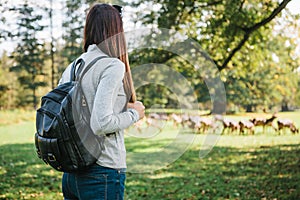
[181,114,190,128]
[250,113,277,133]
[170,113,183,128]
[239,120,255,135]
[216,117,239,135]
[146,113,169,130]
[132,113,167,133]
[228,120,240,134]
[264,114,277,132]
[277,119,299,135]
[148,113,169,121]
[221,118,233,134]
[198,117,213,133]
[185,115,214,134]
[187,115,202,132]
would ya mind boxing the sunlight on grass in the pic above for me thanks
[215,135,300,148]
[40,169,60,177]
[148,172,183,179]
[0,121,35,145]
[0,167,7,175]
[19,172,38,179]
[0,109,35,126]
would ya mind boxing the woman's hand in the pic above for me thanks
[127,101,145,120]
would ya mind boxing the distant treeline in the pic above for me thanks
[0,0,299,112]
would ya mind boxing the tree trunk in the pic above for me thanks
[281,102,289,112]
[33,73,37,109]
[50,0,55,89]
[246,104,253,112]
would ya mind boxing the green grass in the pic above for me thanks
[0,110,299,199]
[0,122,62,200]
[125,124,300,200]
[0,121,35,145]
[0,109,35,126]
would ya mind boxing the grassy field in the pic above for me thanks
[0,110,299,199]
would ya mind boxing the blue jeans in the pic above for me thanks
[62,164,126,200]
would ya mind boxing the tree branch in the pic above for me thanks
[218,0,292,71]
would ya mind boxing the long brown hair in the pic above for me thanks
[83,3,136,102]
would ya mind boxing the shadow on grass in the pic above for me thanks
[0,143,62,199]
[125,133,195,173]
[0,140,299,200]
[125,140,300,200]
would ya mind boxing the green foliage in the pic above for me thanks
[0,0,299,110]
[61,0,86,64]
[224,26,299,112]
[9,3,47,109]
[130,0,300,112]
[0,51,19,109]
[136,84,173,108]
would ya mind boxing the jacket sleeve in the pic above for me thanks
[90,59,139,135]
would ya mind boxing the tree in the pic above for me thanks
[0,51,19,109]
[48,0,56,89]
[131,0,292,70]
[9,2,46,109]
[129,0,298,112]
[61,0,85,64]
[60,0,128,64]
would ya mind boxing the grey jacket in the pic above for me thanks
[59,44,139,169]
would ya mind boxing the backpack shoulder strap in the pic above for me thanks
[71,56,107,82]
[78,56,108,83]
[76,56,108,115]
[70,58,85,82]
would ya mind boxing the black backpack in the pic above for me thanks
[35,56,106,172]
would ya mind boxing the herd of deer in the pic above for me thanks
[136,113,299,135]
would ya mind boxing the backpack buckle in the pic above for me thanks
[48,153,56,162]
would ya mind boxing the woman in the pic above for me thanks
[59,3,145,200]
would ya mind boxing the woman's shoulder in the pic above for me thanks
[107,57,125,68]
[58,62,73,85]
[81,56,125,86]
[101,58,125,77]
[85,45,125,71]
